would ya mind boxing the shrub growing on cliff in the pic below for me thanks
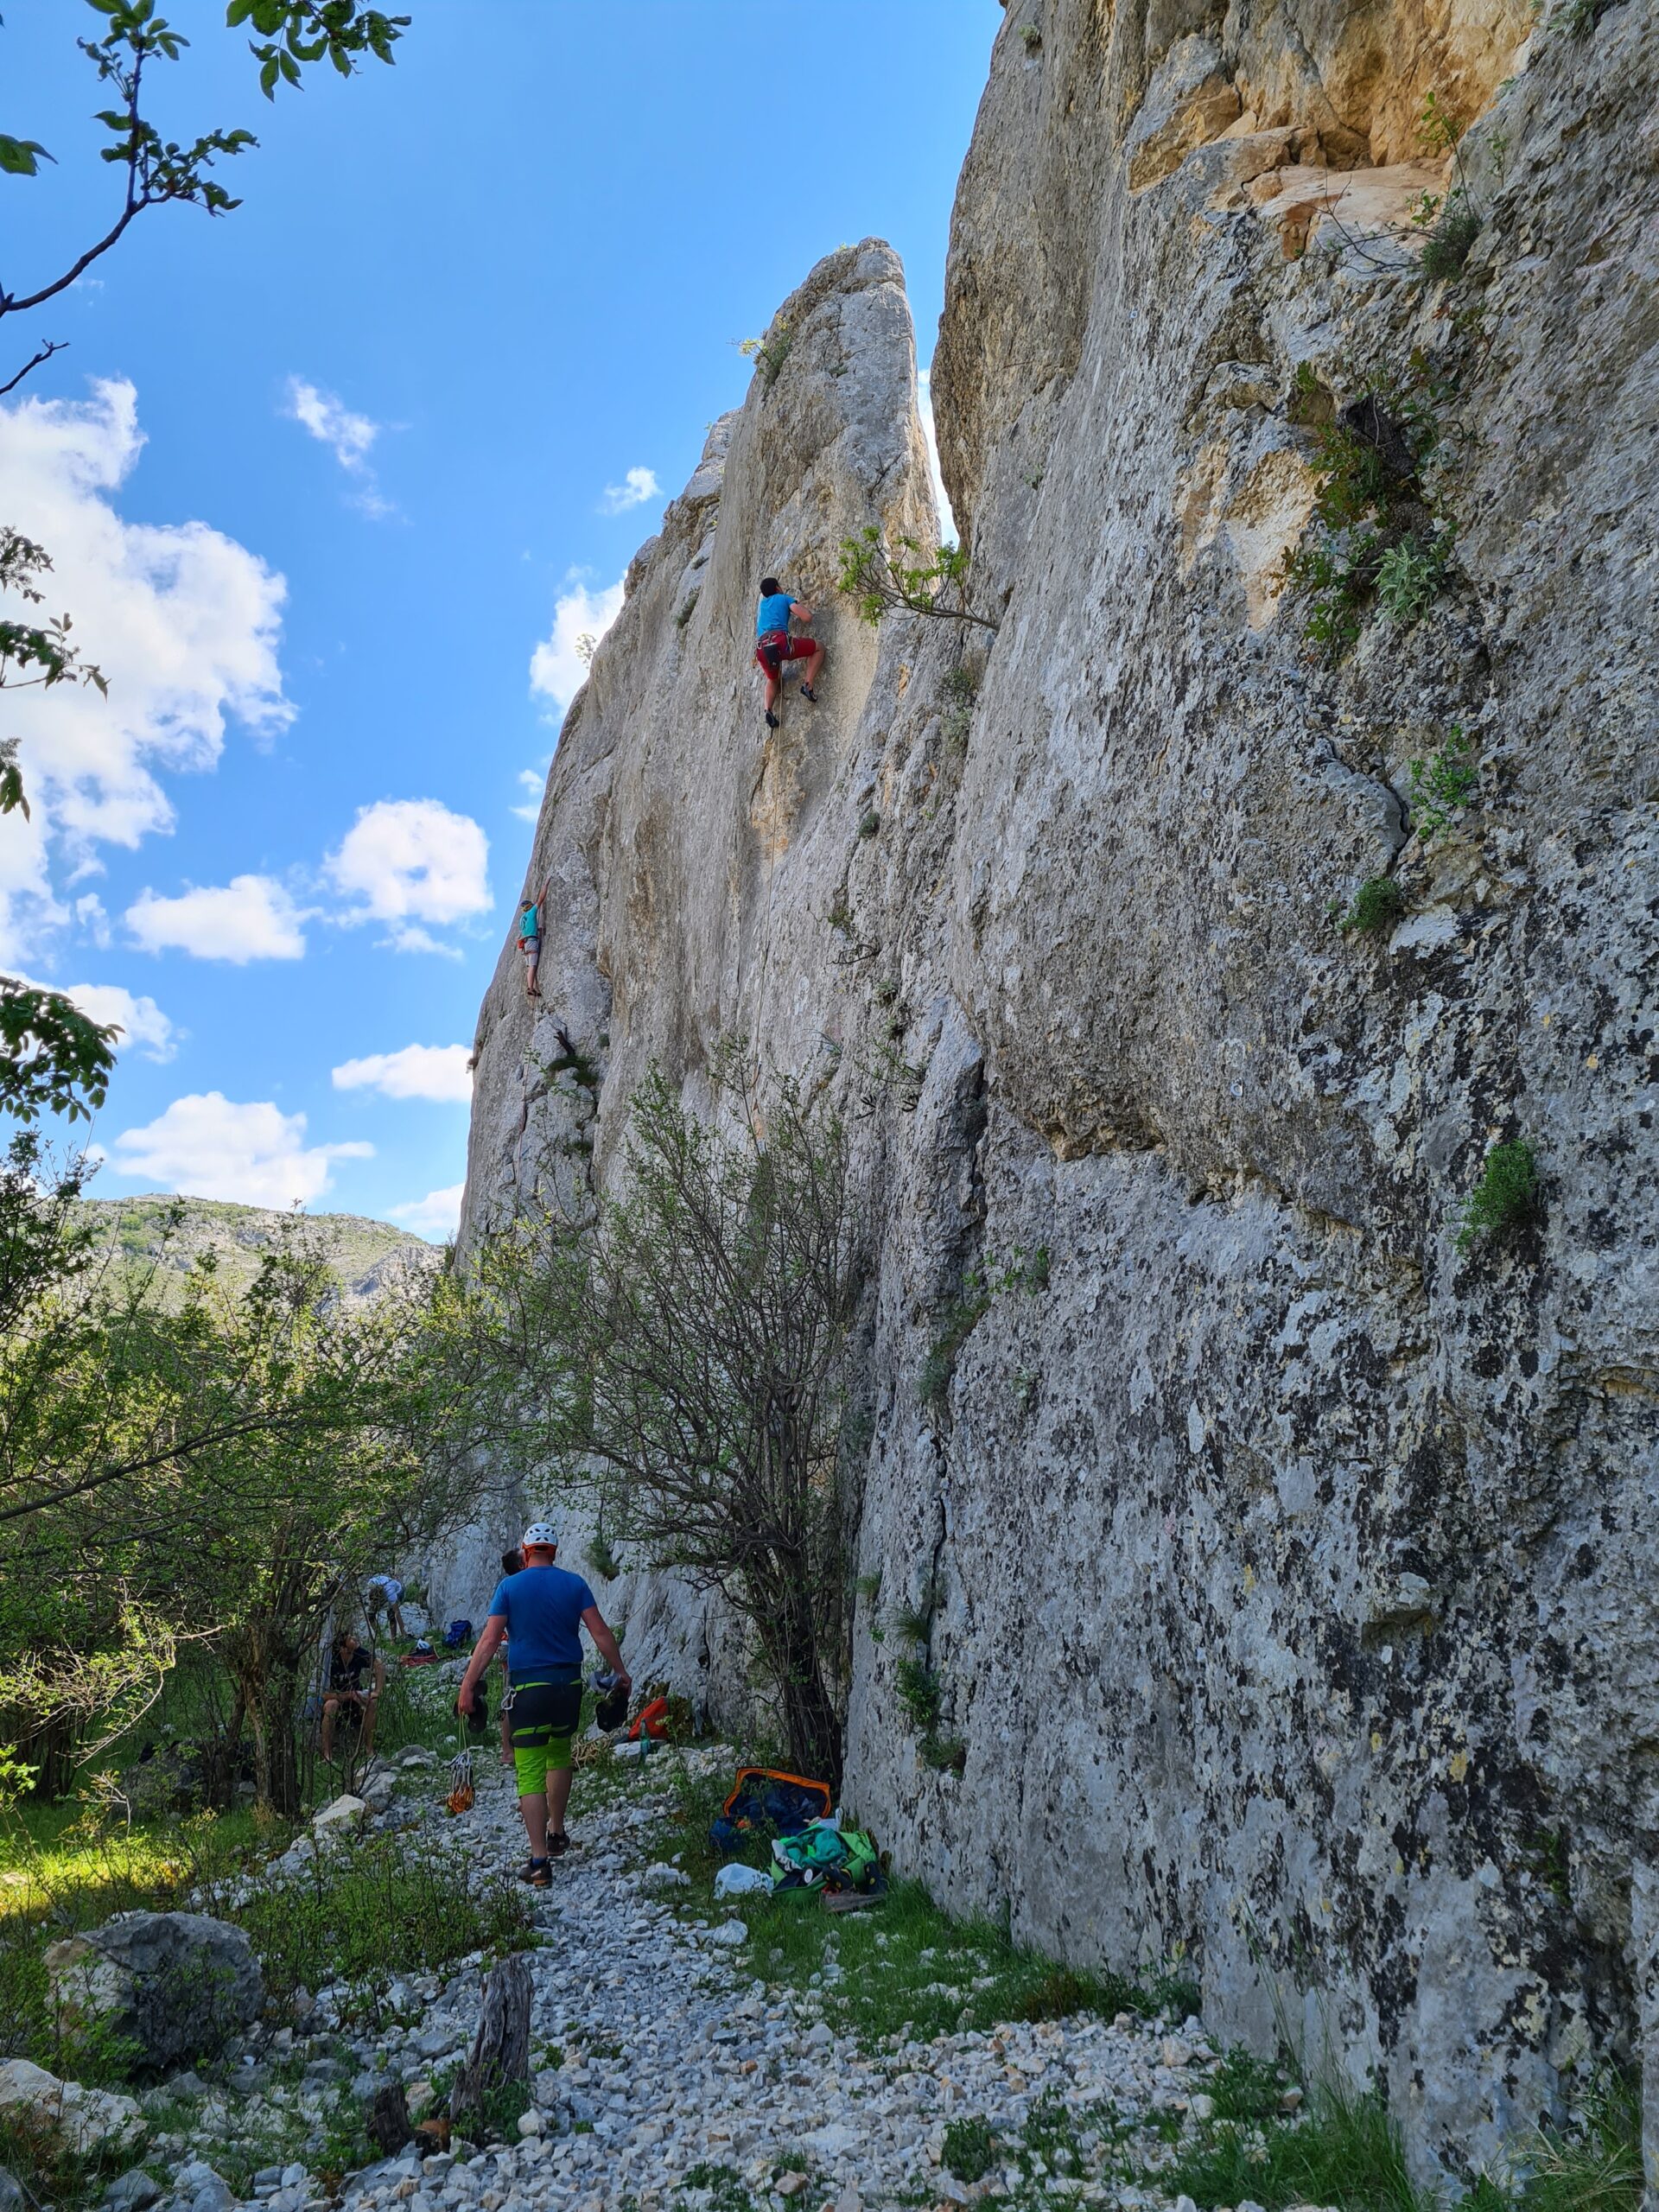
[456,1059,864,1786]
[1407,724,1479,839]
[1338,875,1407,936]
[1455,1138,1540,1255]
[837,527,1000,632]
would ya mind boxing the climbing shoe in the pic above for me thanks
[799,683,817,702]
[520,1856,551,1888]
[765,709,779,730]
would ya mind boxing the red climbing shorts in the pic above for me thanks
[754,629,816,674]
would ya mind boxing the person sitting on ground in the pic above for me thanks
[495,1547,524,1770]
[454,1522,631,1888]
[364,1572,406,1641]
[754,575,823,732]
[518,876,550,1001]
[321,1628,385,1763]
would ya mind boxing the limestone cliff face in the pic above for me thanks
[463,2,1659,2188]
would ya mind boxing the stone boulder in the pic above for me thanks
[0,2060,146,2158]
[45,1912,263,2077]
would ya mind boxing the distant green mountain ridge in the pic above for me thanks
[75,1193,439,1306]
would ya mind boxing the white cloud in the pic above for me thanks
[63,981,178,1063]
[0,378,289,958]
[109,1091,372,1208]
[332,1043,472,1103]
[325,798,491,951]
[599,467,659,515]
[529,574,624,715]
[284,377,377,470]
[387,1183,464,1239]
[74,893,111,947]
[126,873,307,963]
[283,378,393,517]
[513,767,544,824]
[918,367,957,543]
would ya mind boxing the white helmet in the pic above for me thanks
[521,1522,559,1550]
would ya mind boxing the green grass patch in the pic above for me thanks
[1158,2061,1431,2210]
[231,1831,534,2013]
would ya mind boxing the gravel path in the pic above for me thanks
[318,1754,1229,2212]
[130,1750,1313,2212]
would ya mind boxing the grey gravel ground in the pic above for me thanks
[133,1751,1318,2212]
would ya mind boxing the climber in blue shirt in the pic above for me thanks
[753,575,823,731]
[518,874,549,1001]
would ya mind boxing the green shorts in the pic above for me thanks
[506,1677,582,1796]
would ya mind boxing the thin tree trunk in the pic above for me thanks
[751,1559,842,1789]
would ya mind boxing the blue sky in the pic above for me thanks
[1,0,999,1236]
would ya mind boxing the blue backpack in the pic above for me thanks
[442,1618,474,1649]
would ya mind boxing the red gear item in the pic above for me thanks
[754,630,816,674]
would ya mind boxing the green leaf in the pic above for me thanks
[0,135,52,176]
[226,0,256,22]
[259,51,280,94]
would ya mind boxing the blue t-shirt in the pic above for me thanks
[486,1564,596,1681]
[756,592,794,639]
[519,904,539,940]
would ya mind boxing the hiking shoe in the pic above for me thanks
[765,709,779,730]
[520,1857,551,1888]
[548,1832,572,1859]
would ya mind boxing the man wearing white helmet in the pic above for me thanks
[454,1522,631,1887]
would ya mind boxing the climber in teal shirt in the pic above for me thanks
[518,874,549,1001]
[753,575,823,731]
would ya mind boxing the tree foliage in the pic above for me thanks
[0,1195,498,1813]
[837,526,1000,632]
[449,1061,867,1784]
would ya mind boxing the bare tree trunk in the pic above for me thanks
[450,1955,531,2136]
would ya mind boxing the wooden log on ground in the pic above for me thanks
[449,1954,531,2137]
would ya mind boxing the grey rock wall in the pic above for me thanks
[461,1,1659,2190]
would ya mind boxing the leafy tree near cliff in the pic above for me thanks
[0,1207,492,1810]
[449,1062,866,1786]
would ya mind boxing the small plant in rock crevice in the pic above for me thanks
[738,316,792,390]
[1455,1137,1540,1255]
[1019,22,1042,54]
[1280,351,1459,658]
[1407,723,1479,840]
[1338,875,1408,936]
[918,1244,1051,1413]
[1377,531,1453,623]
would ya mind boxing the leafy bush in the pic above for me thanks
[1455,1139,1540,1255]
